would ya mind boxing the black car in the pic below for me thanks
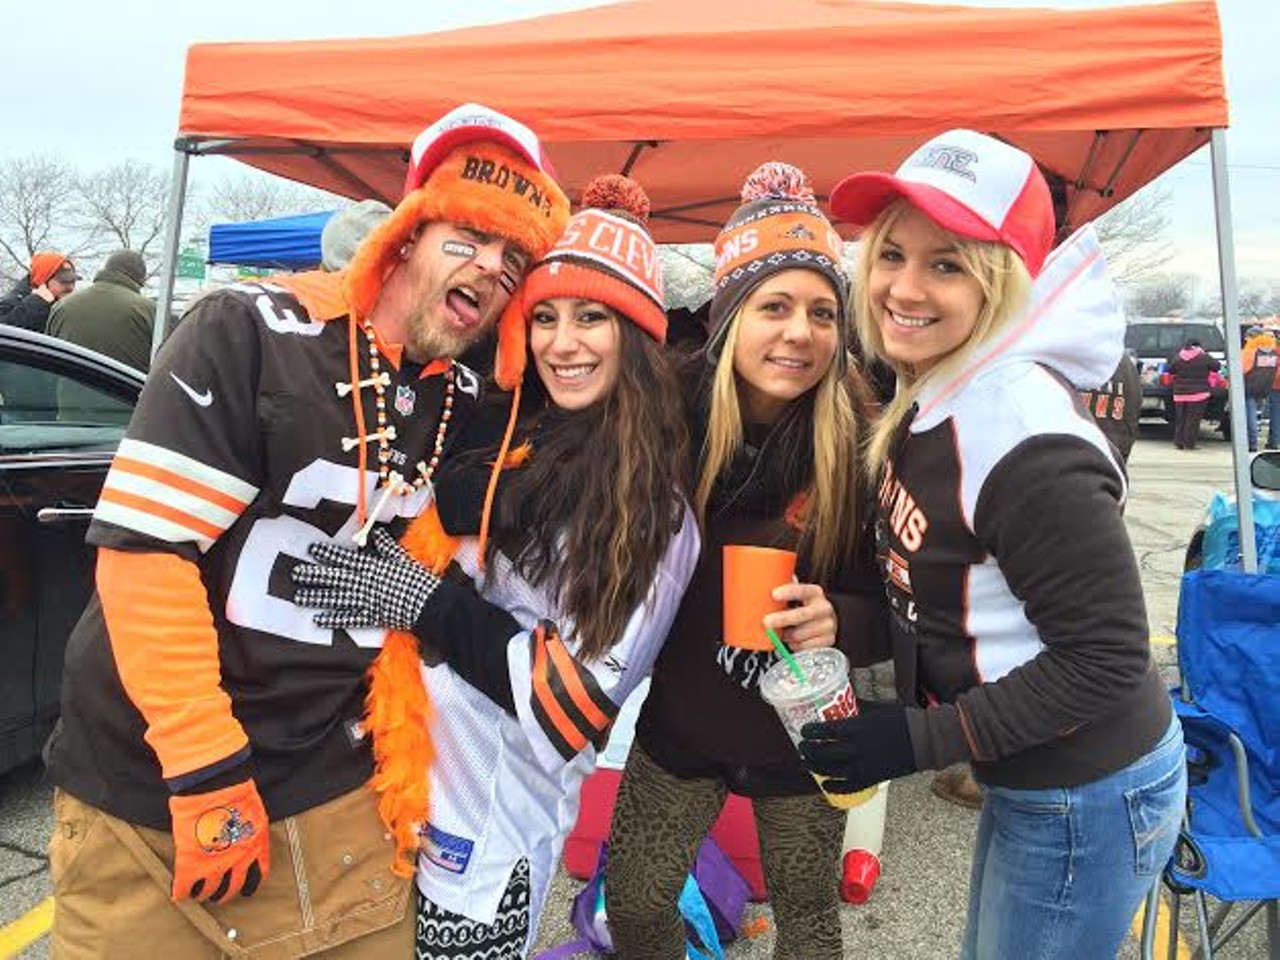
[1125,319,1231,438]
[0,326,144,776]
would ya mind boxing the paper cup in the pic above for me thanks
[722,545,797,650]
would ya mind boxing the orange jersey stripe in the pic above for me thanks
[531,634,589,753]
[112,455,251,515]
[99,487,224,542]
[544,634,612,733]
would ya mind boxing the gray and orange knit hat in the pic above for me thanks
[706,162,849,367]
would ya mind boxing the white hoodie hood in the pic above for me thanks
[912,225,1124,432]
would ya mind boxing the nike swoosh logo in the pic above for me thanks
[170,372,213,407]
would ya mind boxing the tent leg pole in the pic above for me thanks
[151,146,192,361]
[1209,128,1256,573]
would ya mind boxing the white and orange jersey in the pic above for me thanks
[47,282,483,828]
[416,503,699,950]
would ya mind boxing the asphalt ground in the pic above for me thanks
[2,421,1272,958]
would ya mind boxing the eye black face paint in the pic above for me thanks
[442,240,477,258]
[498,271,518,294]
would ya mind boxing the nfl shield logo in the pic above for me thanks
[394,385,416,416]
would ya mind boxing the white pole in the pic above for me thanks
[151,147,192,361]
[1209,128,1257,572]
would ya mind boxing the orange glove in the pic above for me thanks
[169,779,270,903]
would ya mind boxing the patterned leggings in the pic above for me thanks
[605,744,845,959]
[415,859,530,960]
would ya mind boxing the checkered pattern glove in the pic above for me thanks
[292,526,441,631]
[716,642,780,691]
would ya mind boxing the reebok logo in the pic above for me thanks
[170,372,213,407]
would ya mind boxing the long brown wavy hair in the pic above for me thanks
[487,319,689,660]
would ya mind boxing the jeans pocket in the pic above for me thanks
[1125,760,1185,877]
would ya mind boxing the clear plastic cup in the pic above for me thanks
[759,647,876,809]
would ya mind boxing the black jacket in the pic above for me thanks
[0,277,54,332]
[637,367,890,797]
[1167,346,1220,397]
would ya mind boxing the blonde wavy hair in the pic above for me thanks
[855,201,1033,481]
[694,304,863,581]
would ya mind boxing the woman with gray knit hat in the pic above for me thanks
[605,163,889,959]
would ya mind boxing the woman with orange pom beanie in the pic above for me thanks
[604,163,889,959]
[293,175,698,959]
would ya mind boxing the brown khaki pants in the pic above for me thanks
[49,784,414,959]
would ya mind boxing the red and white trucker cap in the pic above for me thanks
[830,129,1055,277]
[403,102,559,196]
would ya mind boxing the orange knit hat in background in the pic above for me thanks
[29,251,70,287]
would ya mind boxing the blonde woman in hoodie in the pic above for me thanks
[799,131,1185,960]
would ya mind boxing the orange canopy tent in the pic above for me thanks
[156,0,1262,566]
[173,0,1227,241]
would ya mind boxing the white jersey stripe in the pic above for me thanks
[114,437,259,505]
[93,499,218,552]
[102,468,243,534]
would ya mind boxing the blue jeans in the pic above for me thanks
[960,716,1186,960]
[1245,390,1280,451]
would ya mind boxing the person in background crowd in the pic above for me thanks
[43,104,569,958]
[1166,337,1221,450]
[1081,351,1142,463]
[47,249,155,373]
[0,251,79,331]
[322,200,394,272]
[1242,325,1279,452]
[292,174,698,960]
[605,162,889,960]
[801,130,1184,959]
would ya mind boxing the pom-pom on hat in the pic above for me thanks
[830,129,1055,278]
[343,103,571,389]
[521,174,667,343]
[707,162,849,365]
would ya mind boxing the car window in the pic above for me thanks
[1125,326,1160,354]
[0,357,133,452]
[1126,324,1226,356]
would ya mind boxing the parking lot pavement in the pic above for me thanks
[2,427,1269,958]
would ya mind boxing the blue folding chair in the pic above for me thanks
[1141,569,1280,959]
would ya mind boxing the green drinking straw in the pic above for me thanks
[766,626,807,683]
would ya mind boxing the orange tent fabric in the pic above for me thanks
[178,0,1227,242]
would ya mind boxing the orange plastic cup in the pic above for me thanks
[722,545,797,651]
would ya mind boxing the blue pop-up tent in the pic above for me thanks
[207,210,335,270]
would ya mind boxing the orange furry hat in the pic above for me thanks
[343,104,570,390]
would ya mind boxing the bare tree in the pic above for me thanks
[1237,284,1272,320]
[0,156,84,283]
[1093,185,1174,289]
[74,160,170,277]
[1126,274,1192,318]
[192,172,342,235]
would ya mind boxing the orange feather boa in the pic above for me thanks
[367,446,531,877]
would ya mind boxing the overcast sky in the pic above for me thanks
[5,0,1277,289]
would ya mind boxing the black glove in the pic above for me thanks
[798,700,918,795]
[292,526,441,631]
[293,526,522,712]
[715,643,779,691]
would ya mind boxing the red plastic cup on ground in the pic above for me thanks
[841,848,882,904]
